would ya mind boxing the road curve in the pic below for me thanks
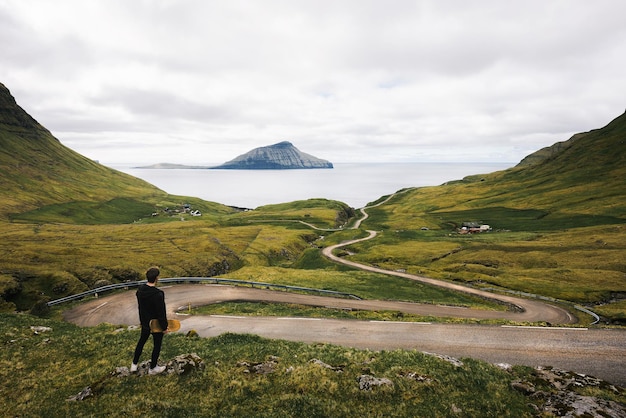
[322,230,575,324]
[307,190,576,324]
[63,284,626,386]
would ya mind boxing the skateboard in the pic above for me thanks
[149,319,181,333]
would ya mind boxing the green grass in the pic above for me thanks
[192,301,527,325]
[4,312,602,418]
[221,266,505,309]
[343,223,626,309]
[10,197,159,224]
[229,198,356,230]
[594,300,626,324]
[432,206,626,231]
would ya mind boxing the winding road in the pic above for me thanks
[63,195,626,386]
[322,230,575,324]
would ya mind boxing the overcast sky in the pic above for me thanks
[1,0,625,165]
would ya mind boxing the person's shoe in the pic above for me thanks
[130,363,138,372]
[149,365,166,375]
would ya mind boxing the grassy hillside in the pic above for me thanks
[0,85,165,219]
[0,83,245,225]
[4,313,624,417]
[0,83,356,311]
[350,113,626,320]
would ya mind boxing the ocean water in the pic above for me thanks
[112,162,514,209]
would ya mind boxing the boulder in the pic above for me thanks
[357,374,394,391]
[67,353,205,401]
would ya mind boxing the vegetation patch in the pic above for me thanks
[192,301,519,325]
[6,313,622,417]
[222,266,504,309]
[11,198,158,224]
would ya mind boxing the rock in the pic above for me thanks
[422,351,463,367]
[67,386,93,401]
[357,374,394,391]
[495,362,512,371]
[237,359,278,375]
[30,326,52,334]
[113,325,138,334]
[398,371,433,383]
[309,358,344,372]
[535,366,622,394]
[511,380,535,395]
[541,392,626,418]
[514,366,626,417]
[112,366,131,378]
[168,353,204,375]
[68,353,205,401]
[125,353,205,377]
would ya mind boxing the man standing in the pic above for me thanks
[131,266,168,375]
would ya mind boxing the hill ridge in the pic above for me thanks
[0,82,166,218]
[0,83,45,133]
[517,111,626,169]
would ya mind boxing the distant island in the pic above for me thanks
[137,141,333,170]
[135,162,210,169]
[213,141,333,170]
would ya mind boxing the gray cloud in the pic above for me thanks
[1,0,625,165]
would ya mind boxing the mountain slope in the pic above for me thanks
[0,83,168,219]
[213,141,333,169]
[396,111,626,221]
[517,111,626,171]
[490,111,626,217]
[353,112,626,312]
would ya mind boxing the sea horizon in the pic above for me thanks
[111,161,515,209]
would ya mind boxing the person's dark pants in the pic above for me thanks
[133,326,164,369]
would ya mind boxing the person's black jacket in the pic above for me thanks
[136,283,167,331]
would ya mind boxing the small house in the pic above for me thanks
[459,222,491,234]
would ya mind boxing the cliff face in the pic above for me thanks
[0,83,51,137]
[213,141,333,169]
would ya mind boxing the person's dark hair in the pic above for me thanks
[146,267,160,283]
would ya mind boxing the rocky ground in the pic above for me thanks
[68,351,626,417]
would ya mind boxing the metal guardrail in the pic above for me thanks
[483,287,600,325]
[46,277,361,306]
[573,305,601,325]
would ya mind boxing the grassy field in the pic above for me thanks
[5,312,623,418]
[1,188,625,320]
[2,83,626,415]
[344,223,626,304]
[192,301,519,325]
[0,198,353,311]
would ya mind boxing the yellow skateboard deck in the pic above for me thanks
[149,319,181,333]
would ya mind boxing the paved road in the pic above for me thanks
[64,284,626,386]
